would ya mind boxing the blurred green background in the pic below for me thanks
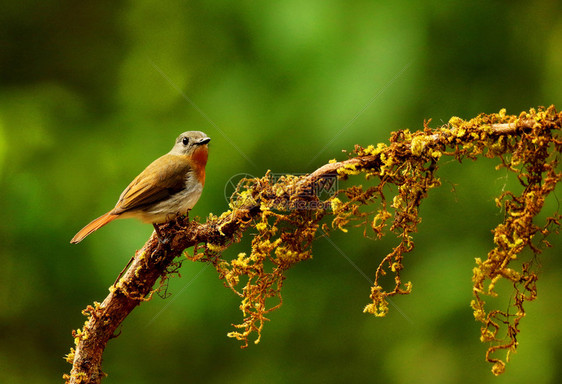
[1,1,561,383]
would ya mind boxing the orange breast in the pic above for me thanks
[191,146,208,186]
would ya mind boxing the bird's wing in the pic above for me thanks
[112,154,192,214]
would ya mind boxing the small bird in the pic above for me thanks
[70,131,210,244]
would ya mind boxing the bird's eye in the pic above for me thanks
[182,137,189,145]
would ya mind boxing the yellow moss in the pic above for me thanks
[372,210,391,230]
[275,247,302,264]
[403,281,413,293]
[358,142,388,157]
[455,127,466,137]
[492,361,506,376]
[231,252,250,268]
[64,348,75,364]
[206,242,226,253]
[480,330,495,342]
[258,202,271,211]
[363,300,389,317]
[330,197,342,212]
[471,300,486,322]
[487,275,502,295]
[482,124,494,134]
[364,145,375,154]
[230,190,256,210]
[411,135,429,156]
[73,329,83,345]
[448,116,464,127]
[217,210,232,220]
[197,106,561,375]
[255,222,268,232]
[337,163,362,176]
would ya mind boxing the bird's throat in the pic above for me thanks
[191,146,208,185]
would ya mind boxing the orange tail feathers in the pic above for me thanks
[70,212,119,244]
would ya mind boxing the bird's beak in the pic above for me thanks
[198,137,211,145]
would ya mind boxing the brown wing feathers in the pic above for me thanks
[113,155,191,213]
[70,155,193,243]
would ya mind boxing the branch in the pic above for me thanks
[65,106,561,383]
[65,152,373,383]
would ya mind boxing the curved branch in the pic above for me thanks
[65,110,557,383]
[65,155,374,383]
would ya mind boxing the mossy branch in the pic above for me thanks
[65,106,561,383]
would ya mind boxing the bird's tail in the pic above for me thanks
[70,212,119,244]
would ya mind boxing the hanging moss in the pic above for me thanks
[192,105,561,374]
[67,106,561,382]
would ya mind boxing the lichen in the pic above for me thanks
[70,106,560,376]
[196,106,561,375]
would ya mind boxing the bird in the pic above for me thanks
[70,131,211,244]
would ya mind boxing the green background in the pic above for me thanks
[1,1,561,383]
